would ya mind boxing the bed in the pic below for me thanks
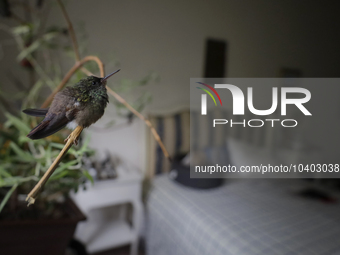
[146,176,340,255]
[145,109,340,255]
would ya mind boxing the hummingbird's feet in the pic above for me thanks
[64,135,79,145]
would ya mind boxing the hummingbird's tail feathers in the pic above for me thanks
[27,120,51,139]
[27,114,69,140]
[23,108,49,117]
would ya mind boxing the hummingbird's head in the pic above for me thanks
[86,76,103,87]
[85,69,121,88]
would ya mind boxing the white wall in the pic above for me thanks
[1,0,340,170]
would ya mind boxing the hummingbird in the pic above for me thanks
[23,69,120,142]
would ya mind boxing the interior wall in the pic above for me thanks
[1,0,340,171]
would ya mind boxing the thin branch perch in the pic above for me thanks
[57,0,80,61]
[54,0,169,160]
[41,55,104,108]
[26,126,83,206]
[27,56,103,205]
[26,1,170,205]
[56,0,91,75]
[106,87,171,161]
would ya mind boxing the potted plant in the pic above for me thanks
[0,1,99,254]
[0,109,94,255]
[0,1,168,253]
[0,1,95,254]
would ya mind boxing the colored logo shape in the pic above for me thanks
[196,82,222,106]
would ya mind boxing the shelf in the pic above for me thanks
[86,219,136,253]
[71,169,143,255]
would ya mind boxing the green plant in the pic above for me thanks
[0,1,98,215]
[0,111,94,216]
[0,0,170,213]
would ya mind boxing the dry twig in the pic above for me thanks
[106,87,171,160]
[56,0,92,76]
[56,0,80,61]
[26,56,104,205]
[26,1,170,205]
[55,0,170,160]
[26,126,83,206]
[41,55,104,108]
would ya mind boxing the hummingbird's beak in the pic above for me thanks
[101,69,120,83]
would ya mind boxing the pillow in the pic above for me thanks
[169,153,223,189]
[227,137,282,177]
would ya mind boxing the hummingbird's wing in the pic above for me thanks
[26,112,71,140]
[23,108,49,117]
[25,88,80,140]
[26,106,79,140]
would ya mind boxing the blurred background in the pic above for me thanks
[1,0,339,170]
[1,1,340,255]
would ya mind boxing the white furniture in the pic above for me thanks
[71,166,143,255]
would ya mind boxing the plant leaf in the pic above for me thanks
[82,170,94,185]
[50,159,79,179]
[11,25,31,35]
[4,112,31,134]
[17,40,40,61]
[0,166,12,178]
[9,142,34,162]
[0,183,18,213]
[17,32,59,61]
[24,80,44,107]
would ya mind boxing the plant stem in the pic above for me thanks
[26,55,101,205]
[41,55,104,108]
[106,87,171,161]
[54,0,170,161]
[0,184,18,213]
[26,0,171,205]
[26,126,83,206]
[56,0,80,61]
[56,0,90,75]
[40,54,170,161]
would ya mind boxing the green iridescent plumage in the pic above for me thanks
[74,76,109,106]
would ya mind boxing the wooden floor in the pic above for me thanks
[92,245,145,255]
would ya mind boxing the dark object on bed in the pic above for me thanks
[296,188,337,204]
[169,154,223,189]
